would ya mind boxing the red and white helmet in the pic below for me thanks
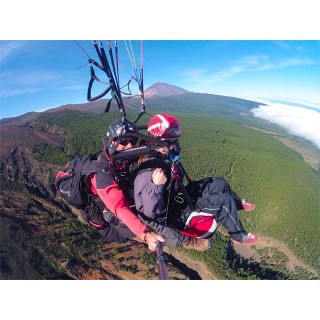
[147,113,181,139]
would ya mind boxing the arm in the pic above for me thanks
[91,176,165,251]
[92,177,146,236]
[134,169,167,219]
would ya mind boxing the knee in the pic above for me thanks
[211,177,228,189]
[216,176,227,183]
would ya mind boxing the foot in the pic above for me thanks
[182,238,211,251]
[242,200,256,211]
[233,233,259,245]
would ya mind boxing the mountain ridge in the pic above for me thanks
[0,82,263,125]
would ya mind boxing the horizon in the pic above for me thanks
[1,79,320,152]
[1,79,320,120]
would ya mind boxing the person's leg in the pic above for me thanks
[96,224,136,244]
[187,177,251,211]
[208,177,257,211]
[194,193,246,241]
[138,214,189,247]
[82,210,135,244]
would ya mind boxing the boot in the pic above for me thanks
[182,238,211,251]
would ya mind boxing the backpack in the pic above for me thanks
[55,152,138,241]
[55,152,102,210]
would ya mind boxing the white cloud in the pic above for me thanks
[216,55,314,80]
[0,70,60,86]
[251,102,320,150]
[0,41,25,63]
[274,41,292,50]
[0,88,41,98]
[184,54,315,87]
[59,84,86,91]
[0,70,61,98]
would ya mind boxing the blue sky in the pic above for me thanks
[0,40,319,119]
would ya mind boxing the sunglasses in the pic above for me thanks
[119,138,138,146]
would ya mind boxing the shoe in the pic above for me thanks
[182,238,211,251]
[242,199,256,211]
[233,233,259,245]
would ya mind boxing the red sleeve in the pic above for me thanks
[90,176,146,238]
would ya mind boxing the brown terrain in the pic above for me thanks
[277,137,320,171]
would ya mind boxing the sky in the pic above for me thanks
[1,39,319,117]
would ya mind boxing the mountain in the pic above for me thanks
[0,82,263,125]
[144,82,262,116]
[144,82,189,97]
[0,99,113,126]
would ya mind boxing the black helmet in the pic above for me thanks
[106,119,138,154]
[107,119,138,140]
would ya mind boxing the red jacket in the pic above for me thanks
[89,153,146,238]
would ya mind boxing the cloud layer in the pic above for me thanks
[251,102,320,151]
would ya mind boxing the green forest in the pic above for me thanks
[30,108,320,279]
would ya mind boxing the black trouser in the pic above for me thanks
[187,177,244,210]
[185,177,247,241]
[96,211,136,244]
[80,209,135,244]
[95,223,136,244]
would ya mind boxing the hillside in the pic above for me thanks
[1,83,319,280]
[0,112,39,126]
